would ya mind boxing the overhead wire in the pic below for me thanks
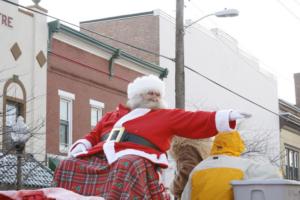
[188,0,300,109]
[188,0,299,84]
[1,0,300,123]
[277,0,300,21]
[294,0,300,6]
[1,0,175,62]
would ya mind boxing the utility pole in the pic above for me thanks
[175,0,185,109]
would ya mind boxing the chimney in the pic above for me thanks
[295,73,300,107]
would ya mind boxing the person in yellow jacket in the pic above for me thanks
[181,131,282,200]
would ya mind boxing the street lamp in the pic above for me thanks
[10,116,30,190]
[184,8,239,30]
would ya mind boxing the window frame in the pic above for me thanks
[2,77,26,150]
[58,90,75,153]
[285,145,299,181]
[89,99,104,129]
[5,100,22,127]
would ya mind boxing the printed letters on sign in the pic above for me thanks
[0,12,13,28]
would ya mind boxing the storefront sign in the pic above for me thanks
[0,12,13,28]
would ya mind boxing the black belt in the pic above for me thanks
[101,130,161,152]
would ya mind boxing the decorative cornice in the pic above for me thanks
[279,99,300,130]
[47,20,168,79]
[279,99,300,113]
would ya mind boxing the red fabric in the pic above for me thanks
[0,191,54,200]
[0,188,104,200]
[20,191,51,200]
[83,104,218,159]
[229,120,236,129]
[52,155,170,200]
[0,194,13,200]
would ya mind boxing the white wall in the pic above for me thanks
[158,12,176,108]
[159,11,280,170]
[0,0,48,161]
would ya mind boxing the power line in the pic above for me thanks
[294,0,300,6]
[188,0,298,84]
[1,0,297,120]
[188,2,300,101]
[277,0,300,21]
[184,65,278,115]
[1,0,174,62]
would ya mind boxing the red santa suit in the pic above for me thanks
[54,75,244,199]
[71,104,236,168]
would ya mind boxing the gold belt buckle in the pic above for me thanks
[106,127,125,142]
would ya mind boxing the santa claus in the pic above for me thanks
[52,75,250,199]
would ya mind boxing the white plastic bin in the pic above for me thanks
[231,179,300,200]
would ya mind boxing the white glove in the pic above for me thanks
[229,110,252,121]
[68,139,92,158]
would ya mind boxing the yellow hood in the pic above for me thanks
[210,131,245,156]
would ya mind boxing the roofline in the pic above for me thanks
[279,99,300,113]
[48,20,168,79]
[279,98,300,128]
[80,11,154,24]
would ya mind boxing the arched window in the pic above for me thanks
[2,75,26,150]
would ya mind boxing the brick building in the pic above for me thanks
[81,11,160,65]
[0,0,167,174]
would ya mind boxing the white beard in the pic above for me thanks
[127,95,167,109]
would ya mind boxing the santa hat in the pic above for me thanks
[127,75,165,99]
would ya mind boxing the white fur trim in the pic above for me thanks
[68,139,92,157]
[127,75,165,99]
[103,141,169,166]
[215,110,234,132]
[113,108,150,128]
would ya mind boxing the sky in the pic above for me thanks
[18,0,300,104]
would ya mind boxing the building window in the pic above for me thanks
[285,147,299,180]
[89,99,104,129]
[58,90,75,153]
[6,101,22,127]
[2,77,26,150]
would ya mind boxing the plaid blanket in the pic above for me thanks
[52,155,169,200]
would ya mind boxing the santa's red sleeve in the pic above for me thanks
[168,109,236,139]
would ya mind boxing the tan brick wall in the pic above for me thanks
[80,14,160,65]
[280,128,300,174]
[281,129,300,152]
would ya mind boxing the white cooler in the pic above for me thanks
[231,179,300,200]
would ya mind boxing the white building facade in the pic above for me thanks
[158,11,279,155]
[0,0,48,161]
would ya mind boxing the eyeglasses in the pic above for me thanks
[147,91,161,97]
